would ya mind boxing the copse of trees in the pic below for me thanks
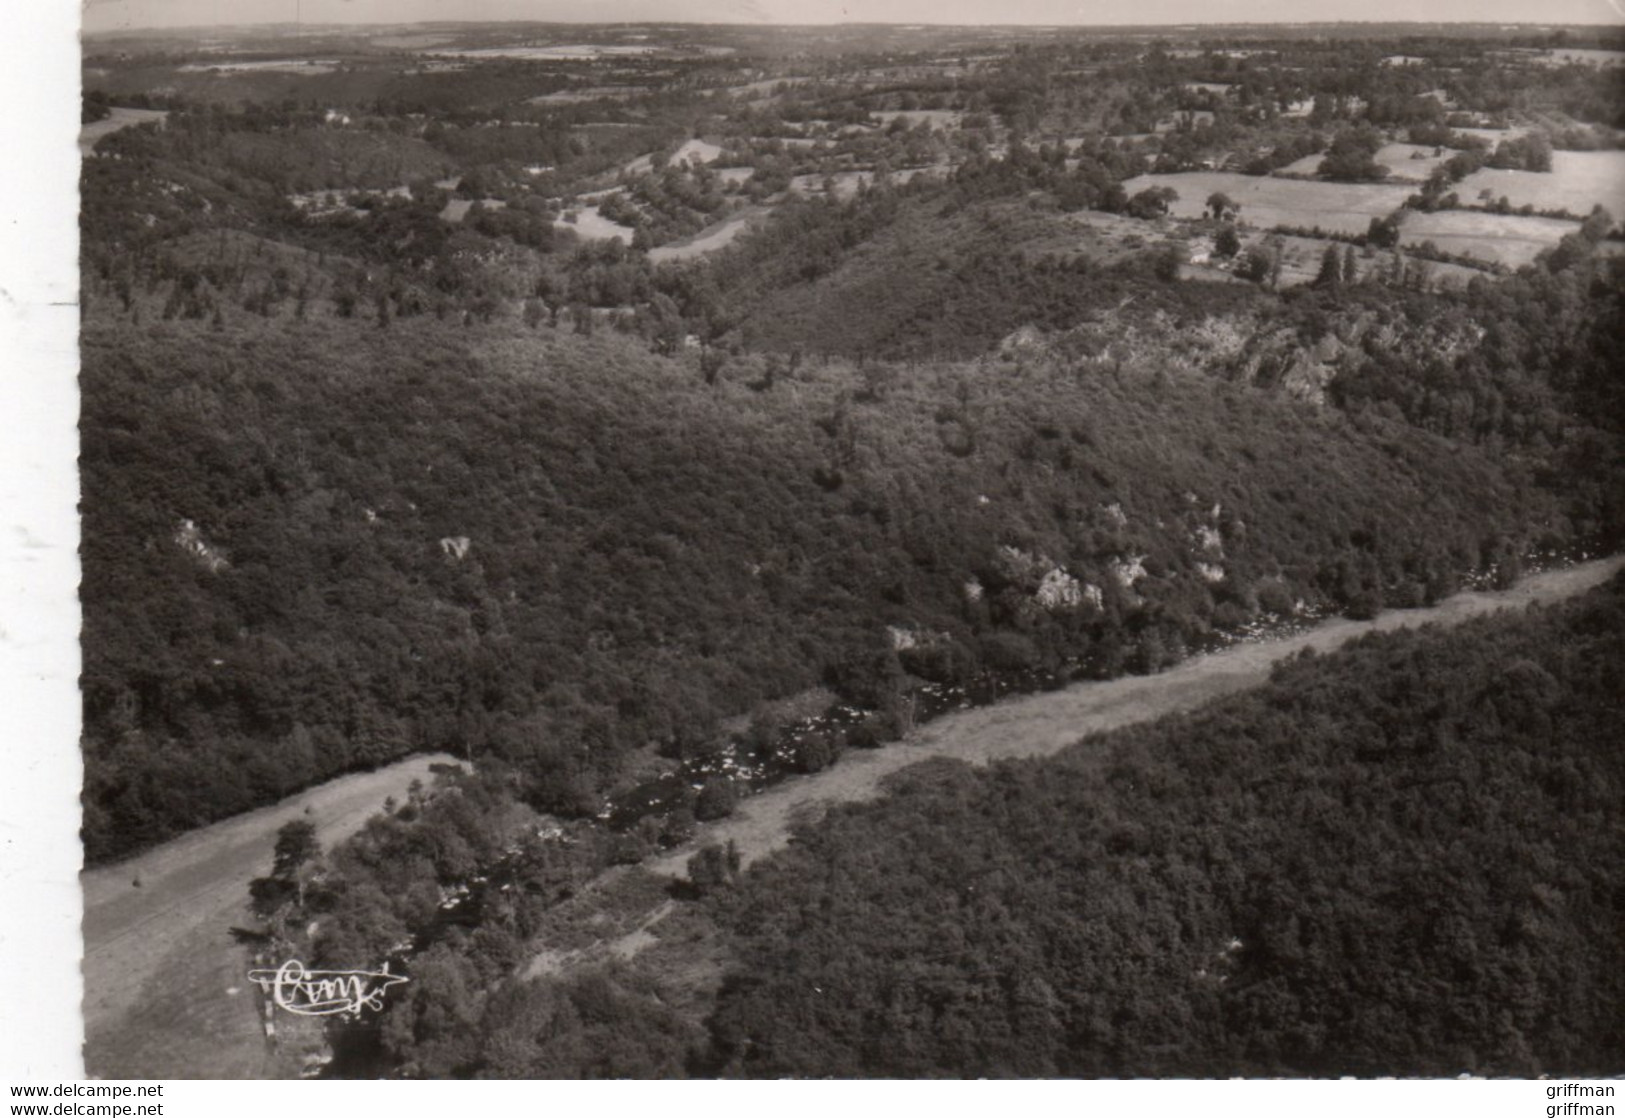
[1487,131,1554,172]
[1318,125,1389,181]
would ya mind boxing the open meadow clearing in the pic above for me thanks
[556,203,636,242]
[1400,209,1582,268]
[1374,142,1455,182]
[1457,150,1625,218]
[440,196,508,222]
[1124,171,1412,236]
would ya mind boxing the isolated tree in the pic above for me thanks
[700,345,727,387]
[1153,243,1186,282]
[694,779,738,822]
[1214,225,1242,258]
[1366,214,1402,249]
[1314,243,1344,288]
[1206,191,1237,220]
[1579,205,1614,245]
[273,820,320,880]
[1236,245,1274,283]
[1127,186,1179,220]
[685,841,741,895]
[250,819,322,916]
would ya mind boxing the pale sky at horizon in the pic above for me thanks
[82,0,1625,33]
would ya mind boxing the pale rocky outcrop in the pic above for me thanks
[1035,568,1084,610]
[174,519,228,573]
[1110,554,1148,589]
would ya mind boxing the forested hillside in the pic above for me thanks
[79,305,1568,860]
[701,575,1625,1077]
[76,22,1625,1083]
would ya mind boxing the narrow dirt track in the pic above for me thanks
[81,752,456,1077]
[647,556,1624,878]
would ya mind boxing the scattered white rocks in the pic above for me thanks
[174,518,228,573]
[1036,568,1084,609]
[1110,554,1148,589]
[889,625,952,652]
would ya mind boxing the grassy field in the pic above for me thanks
[1373,142,1455,183]
[556,203,636,243]
[1400,209,1581,268]
[439,196,506,222]
[1124,171,1412,236]
[1457,150,1625,218]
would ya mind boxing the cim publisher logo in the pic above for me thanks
[248,959,408,1017]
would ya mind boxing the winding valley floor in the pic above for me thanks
[81,556,1623,1077]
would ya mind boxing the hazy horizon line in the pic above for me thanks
[82,16,1625,34]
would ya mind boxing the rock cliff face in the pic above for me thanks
[1228,311,1488,406]
[1233,327,1343,405]
[1002,305,1489,410]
